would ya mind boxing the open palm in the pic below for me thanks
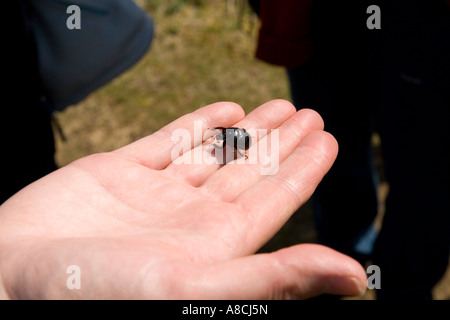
[0,100,366,299]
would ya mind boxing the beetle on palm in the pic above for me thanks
[211,127,252,159]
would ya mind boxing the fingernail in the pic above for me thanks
[326,276,366,297]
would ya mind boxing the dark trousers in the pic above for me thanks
[1,1,57,204]
[288,0,450,299]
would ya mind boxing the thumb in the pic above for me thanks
[190,244,367,299]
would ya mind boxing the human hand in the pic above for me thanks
[0,100,366,299]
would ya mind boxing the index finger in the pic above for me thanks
[114,102,245,170]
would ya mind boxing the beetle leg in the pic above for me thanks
[213,139,225,149]
[237,149,248,159]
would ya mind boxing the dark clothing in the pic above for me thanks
[255,0,450,299]
[1,2,57,203]
[255,0,313,67]
[1,0,152,204]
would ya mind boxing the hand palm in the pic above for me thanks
[0,101,366,299]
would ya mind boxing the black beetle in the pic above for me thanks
[212,127,252,158]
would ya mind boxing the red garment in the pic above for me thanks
[255,0,450,68]
[255,0,313,68]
